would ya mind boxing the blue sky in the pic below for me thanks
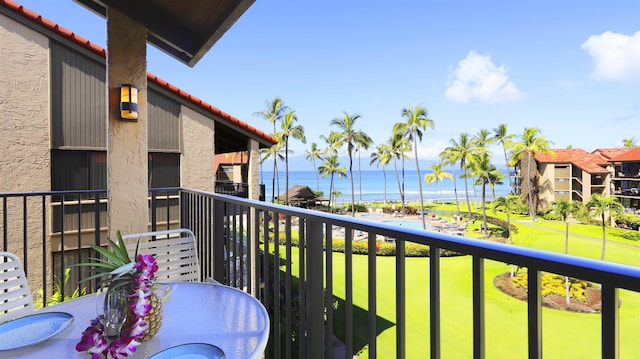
[16,0,640,170]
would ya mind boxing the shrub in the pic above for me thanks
[616,212,640,230]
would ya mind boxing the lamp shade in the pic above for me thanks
[120,84,139,121]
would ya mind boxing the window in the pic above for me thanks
[149,153,180,188]
[53,151,180,190]
[52,150,106,191]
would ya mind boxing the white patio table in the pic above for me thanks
[4,282,269,359]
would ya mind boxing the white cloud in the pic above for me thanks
[582,31,640,83]
[445,51,524,104]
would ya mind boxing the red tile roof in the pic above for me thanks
[610,147,640,162]
[1,0,277,146]
[592,147,632,160]
[534,148,609,174]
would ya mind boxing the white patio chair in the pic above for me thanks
[121,229,201,283]
[0,252,34,323]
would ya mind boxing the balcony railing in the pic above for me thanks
[2,188,640,358]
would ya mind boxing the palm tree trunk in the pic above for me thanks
[503,144,513,193]
[349,152,355,216]
[463,166,472,218]
[527,154,536,220]
[601,213,607,260]
[329,174,335,210]
[452,167,460,215]
[313,159,319,191]
[285,141,289,205]
[358,150,362,203]
[401,157,406,213]
[414,137,426,229]
[383,167,387,206]
[393,158,402,211]
[481,180,487,235]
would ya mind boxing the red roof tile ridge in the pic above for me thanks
[2,0,276,145]
[146,73,277,144]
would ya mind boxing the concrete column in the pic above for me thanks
[247,138,260,295]
[247,139,260,200]
[106,8,148,237]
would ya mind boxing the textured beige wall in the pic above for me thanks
[0,15,51,292]
[181,106,215,192]
[0,15,50,193]
[106,9,149,236]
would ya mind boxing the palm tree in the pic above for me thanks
[318,154,347,211]
[330,112,369,216]
[370,144,392,205]
[355,129,373,204]
[550,199,579,304]
[487,168,505,200]
[446,133,474,218]
[473,128,494,154]
[394,105,435,229]
[623,137,637,148]
[388,133,410,213]
[259,137,285,201]
[280,111,306,205]
[440,147,461,215]
[511,127,553,220]
[586,194,624,260]
[492,194,520,245]
[424,163,453,205]
[304,142,323,191]
[470,151,495,235]
[254,97,288,202]
[493,124,516,193]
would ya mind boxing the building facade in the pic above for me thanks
[0,1,274,292]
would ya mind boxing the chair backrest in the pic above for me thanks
[0,252,34,323]
[121,229,201,283]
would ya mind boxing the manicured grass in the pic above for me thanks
[274,203,640,357]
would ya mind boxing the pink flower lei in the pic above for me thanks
[76,254,158,359]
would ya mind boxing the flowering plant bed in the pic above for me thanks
[494,272,604,313]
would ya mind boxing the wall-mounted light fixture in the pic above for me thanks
[119,84,139,121]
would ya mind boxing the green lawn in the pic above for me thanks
[276,204,640,357]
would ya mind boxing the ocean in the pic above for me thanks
[261,169,511,204]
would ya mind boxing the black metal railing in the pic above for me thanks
[2,188,640,358]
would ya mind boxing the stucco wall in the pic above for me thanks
[0,15,50,193]
[181,106,215,192]
[0,14,51,293]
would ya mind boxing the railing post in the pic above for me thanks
[307,219,324,358]
[212,198,226,283]
[430,246,440,359]
[528,268,541,359]
[602,284,619,359]
[473,256,485,359]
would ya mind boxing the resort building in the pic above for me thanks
[517,147,640,213]
[0,1,274,290]
[607,147,640,212]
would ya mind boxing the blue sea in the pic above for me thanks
[261,169,511,204]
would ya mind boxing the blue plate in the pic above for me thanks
[150,343,226,359]
[0,311,74,350]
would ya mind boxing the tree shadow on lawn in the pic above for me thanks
[332,296,396,356]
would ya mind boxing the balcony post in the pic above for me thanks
[307,219,324,357]
[212,199,226,283]
[602,284,619,358]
